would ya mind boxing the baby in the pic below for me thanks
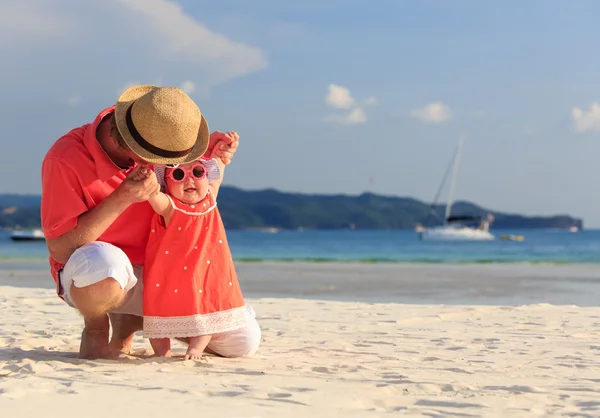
[133,152,253,360]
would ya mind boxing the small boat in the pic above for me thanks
[416,136,495,241]
[419,221,494,241]
[500,234,524,242]
[10,228,46,241]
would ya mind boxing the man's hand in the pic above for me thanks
[210,140,229,163]
[113,165,160,205]
[203,131,239,165]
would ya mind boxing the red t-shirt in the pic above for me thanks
[41,106,155,288]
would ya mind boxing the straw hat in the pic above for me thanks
[115,85,209,165]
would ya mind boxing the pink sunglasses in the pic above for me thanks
[167,162,206,183]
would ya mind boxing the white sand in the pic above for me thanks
[1,285,600,417]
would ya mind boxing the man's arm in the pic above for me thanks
[44,163,160,264]
[46,193,132,264]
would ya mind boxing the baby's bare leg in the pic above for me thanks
[150,338,172,357]
[185,335,212,360]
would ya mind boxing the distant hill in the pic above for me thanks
[0,194,42,229]
[0,188,583,230]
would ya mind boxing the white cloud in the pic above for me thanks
[0,0,268,96]
[324,108,367,125]
[571,102,600,133]
[326,84,356,109]
[66,96,82,106]
[117,0,267,85]
[180,80,196,94]
[324,84,375,125]
[410,102,452,124]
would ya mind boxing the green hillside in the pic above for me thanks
[0,188,583,231]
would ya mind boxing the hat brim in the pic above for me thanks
[114,85,209,165]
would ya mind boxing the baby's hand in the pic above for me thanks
[131,166,153,181]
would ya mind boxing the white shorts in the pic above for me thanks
[59,241,144,316]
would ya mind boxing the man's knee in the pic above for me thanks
[61,242,137,292]
[61,242,138,312]
[70,277,125,318]
[64,242,137,290]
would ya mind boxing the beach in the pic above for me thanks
[1,262,600,417]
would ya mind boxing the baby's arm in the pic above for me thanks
[134,167,174,224]
[208,141,227,199]
[148,191,173,221]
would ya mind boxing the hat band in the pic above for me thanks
[125,105,194,158]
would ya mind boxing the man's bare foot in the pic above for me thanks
[184,347,203,360]
[108,313,143,355]
[150,338,172,357]
[79,315,110,359]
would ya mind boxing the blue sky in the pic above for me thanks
[2,0,600,225]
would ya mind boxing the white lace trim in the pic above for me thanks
[143,305,253,338]
[166,194,217,217]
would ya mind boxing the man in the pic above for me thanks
[41,85,261,359]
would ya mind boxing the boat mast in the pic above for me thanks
[444,135,464,223]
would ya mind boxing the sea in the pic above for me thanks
[2,228,600,264]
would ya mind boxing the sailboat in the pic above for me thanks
[415,137,495,241]
[10,228,45,241]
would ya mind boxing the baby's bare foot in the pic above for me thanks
[184,347,203,360]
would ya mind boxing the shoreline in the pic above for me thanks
[2,260,600,306]
[2,256,600,265]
